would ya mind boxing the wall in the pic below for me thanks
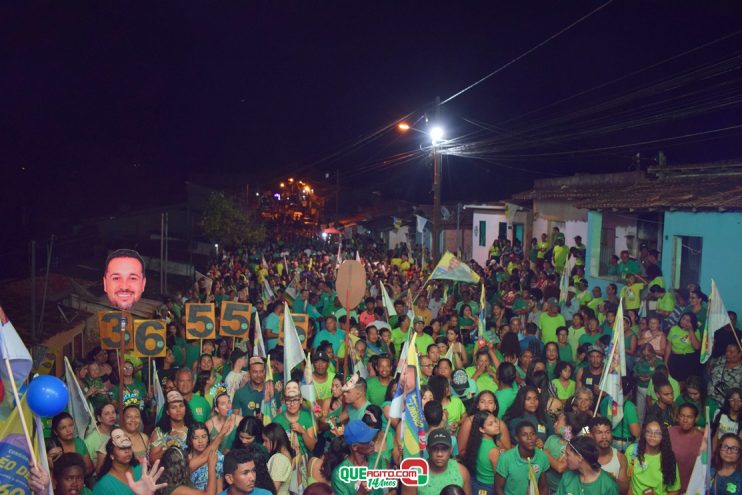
[532,200,588,245]
[470,210,529,266]
[387,226,411,251]
[662,211,742,313]
[443,228,472,259]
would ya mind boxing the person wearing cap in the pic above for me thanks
[560,286,580,323]
[495,421,550,495]
[327,420,385,495]
[556,436,618,495]
[150,390,192,461]
[312,349,336,409]
[403,428,471,495]
[538,297,566,345]
[273,381,317,456]
[93,428,143,494]
[233,357,268,418]
[576,345,605,398]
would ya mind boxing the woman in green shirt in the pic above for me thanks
[666,312,702,388]
[461,410,500,495]
[625,419,681,495]
[93,428,143,495]
[551,361,576,402]
[47,412,94,478]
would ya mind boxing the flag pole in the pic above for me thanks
[729,322,742,352]
[2,357,38,466]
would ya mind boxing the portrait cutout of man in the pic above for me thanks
[103,249,147,310]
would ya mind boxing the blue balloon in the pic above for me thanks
[27,375,68,417]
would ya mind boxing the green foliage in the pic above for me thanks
[199,192,266,246]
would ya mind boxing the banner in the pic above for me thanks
[0,395,43,495]
[152,361,165,423]
[598,299,626,428]
[429,252,480,284]
[700,279,732,363]
[389,334,426,457]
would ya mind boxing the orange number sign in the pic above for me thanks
[219,301,252,339]
[279,313,309,349]
[186,303,216,340]
[98,311,134,350]
[133,320,167,358]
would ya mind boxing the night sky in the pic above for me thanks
[4,1,742,240]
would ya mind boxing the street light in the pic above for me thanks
[397,120,445,263]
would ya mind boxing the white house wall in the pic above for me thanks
[470,210,529,266]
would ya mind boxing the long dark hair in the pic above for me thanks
[637,418,677,487]
[321,436,350,482]
[712,388,742,438]
[462,410,496,473]
[427,375,449,402]
[263,423,296,459]
[468,390,499,417]
[231,416,264,451]
[712,433,742,471]
[186,422,210,453]
[99,436,140,477]
[526,370,557,408]
[157,447,192,493]
[504,385,547,424]
[156,398,195,433]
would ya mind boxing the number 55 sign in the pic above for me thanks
[186,303,216,340]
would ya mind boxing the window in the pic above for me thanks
[513,223,524,244]
[478,220,486,247]
[672,236,702,289]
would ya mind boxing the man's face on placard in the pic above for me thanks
[103,257,146,309]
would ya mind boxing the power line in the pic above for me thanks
[440,0,614,105]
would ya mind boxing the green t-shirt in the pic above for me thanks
[648,375,681,402]
[625,443,681,495]
[414,332,435,356]
[233,382,264,416]
[495,447,550,495]
[675,396,719,428]
[557,342,575,364]
[475,438,497,484]
[667,325,700,354]
[188,394,211,423]
[347,401,370,422]
[93,465,143,495]
[551,378,576,401]
[579,332,604,347]
[466,366,498,394]
[599,397,639,440]
[544,435,567,492]
[444,397,467,425]
[366,377,391,407]
[657,292,676,313]
[621,282,645,310]
[568,327,586,361]
[273,410,314,455]
[556,469,618,495]
[539,313,567,344]
[312,372,335,401]
[391,327,411,349]
[633,357,663,389]
[496,386,518,419]
[185,342,202,370]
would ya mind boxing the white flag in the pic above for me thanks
[0,319,33,412]
[64,357,94,439]
[700,279,733,363]
[598,300,626,427]
[253,313,266,359]
[380,282,397,321]
[283,304,306,385]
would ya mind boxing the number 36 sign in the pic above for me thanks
[98,312,166,357]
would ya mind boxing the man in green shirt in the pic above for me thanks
[413,318,435,355]
[339,374,371,424]
[233,358,268,417]
[391,315,412,350]
[539,298,567,344]
[495,422,550,495]
[331,420,386,495]
[175,368,211,423]
[311,351,335,403]
[617,250,641,281]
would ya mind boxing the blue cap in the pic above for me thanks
[344,420,379,445]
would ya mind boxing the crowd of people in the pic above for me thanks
[26,231,742,494]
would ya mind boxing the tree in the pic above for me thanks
[199,192,266,246]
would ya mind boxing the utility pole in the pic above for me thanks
[431,96,442,264]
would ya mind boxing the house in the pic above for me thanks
[464,202,531,266]
[572,161,742,312]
